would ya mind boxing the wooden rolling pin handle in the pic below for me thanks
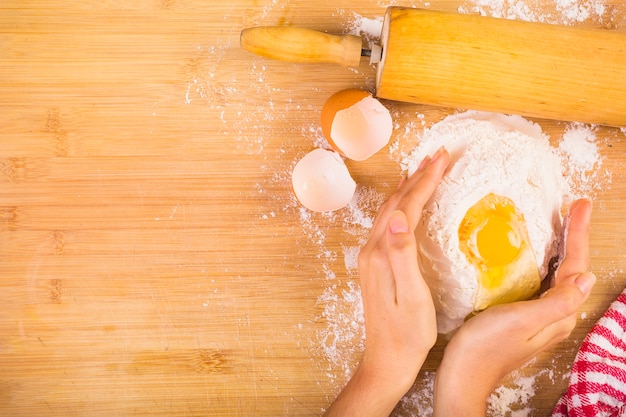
[240,26,363,67]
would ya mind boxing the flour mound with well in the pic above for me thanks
[406,111,567,334]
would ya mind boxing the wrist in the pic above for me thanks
[359,347,429,396]
[433,360,490,417]
[356,360,414,399]
[324,362,412,417]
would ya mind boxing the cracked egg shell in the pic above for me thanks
[321,89,393,161]
[292,148,356,212]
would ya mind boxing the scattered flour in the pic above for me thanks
[558,123,611,199]
[458,0,607,24]
[311,187,384,385]
[204,3,614,415]
[308,110,609,416]
[555,0,607,24]
[317,279,364,382]
[346,13,384,47]
[559,123,600,172]
[395,372,436,416]
[342,245,360,272]
[487,374,537,417]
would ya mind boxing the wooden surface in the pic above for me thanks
[2,1,626,416]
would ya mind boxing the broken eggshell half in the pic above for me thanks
[321,89,393,161]
[291,148,357,212]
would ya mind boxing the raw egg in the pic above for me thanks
[412,112,565,334]
[321,89,393,161]
[291,148,356,212]
[458,193,541,312]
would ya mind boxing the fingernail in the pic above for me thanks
[389,210,410,234]
[429,146,446,165]
[567,198,593,219]
[575,272,596,295]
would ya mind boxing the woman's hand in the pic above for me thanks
[434,199,596,417]
[324,148,450,417]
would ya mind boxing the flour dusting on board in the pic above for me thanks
[199,3,614,416]
[315,187,384,383]
[558,123,611,198]
[275,11,610,415]
[347,13,384,46]
[458,0,607,24]
[395,372,436,416]
[487,374,537,416]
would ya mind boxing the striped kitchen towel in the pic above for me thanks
[552,289,626,417]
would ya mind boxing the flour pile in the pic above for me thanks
[404,111,566,333]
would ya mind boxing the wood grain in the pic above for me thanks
[1,1,626,416]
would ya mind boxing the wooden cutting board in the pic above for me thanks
[2,1,626,416]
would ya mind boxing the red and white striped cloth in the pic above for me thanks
[552,289,626,417]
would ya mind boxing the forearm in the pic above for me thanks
[324,363,413,417]
[433,379,488,417]
[433,359,489,417]
[434,399,486,417]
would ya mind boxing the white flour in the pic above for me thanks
[487,374,537,416]
[559,124,600,172]
[458,0,607,24]
[395,372,436,415]
[313,187,384,383]
[198,3,614,416]
[308,113,608,416]
[403,111,566,334]
[302,114,610,417]
[558,123,610,198]
[347,13,384,47]
[314,11,611,415]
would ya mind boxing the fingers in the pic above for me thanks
[358,214,405,303]
[398,148,449,230]
[386,210,438,350]
[371,148,449,237]
[533,273,595,323]
[528,198,593,348]
[532,198,592,341]
[358,240,395,302]
[387,209,410,235]
[360,210,424,305]
[360,149,448,313]
[557,199,592,284]
[386,210,427,305]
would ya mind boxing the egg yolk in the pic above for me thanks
[458,193,540,310]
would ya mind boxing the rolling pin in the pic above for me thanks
[241,7,626,127]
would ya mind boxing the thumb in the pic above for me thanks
[386,210,424,303]
[536,272,595,322]
[528,272,596,347]
[388,210,411,235]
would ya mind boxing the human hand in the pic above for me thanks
[433,199,595,417]
[324,147,450,417]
